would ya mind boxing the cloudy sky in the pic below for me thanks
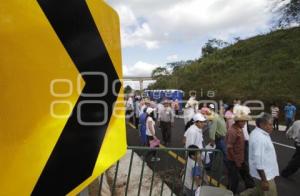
[105,0,283,88]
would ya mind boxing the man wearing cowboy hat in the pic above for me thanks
[226,107,255,194]
[202,108,227,167]
[158,99,174,146]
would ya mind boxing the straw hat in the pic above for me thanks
[233,105,251,121]
[144,98,151,104]
[185,99,198,108]
[206,112,216,121]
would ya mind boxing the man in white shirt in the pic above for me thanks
[157,101,165,115]
[247,113,279,196]
[158,100,174,146]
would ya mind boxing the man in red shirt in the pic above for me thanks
[226,108,255,194]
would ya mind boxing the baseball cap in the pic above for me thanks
[209,104,215,109]
[193,113,206,122]
[146,107,155,114]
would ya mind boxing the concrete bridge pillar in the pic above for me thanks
[139,80,143,91]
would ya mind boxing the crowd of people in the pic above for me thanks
[270,102,297,131]
[125,94,300,196]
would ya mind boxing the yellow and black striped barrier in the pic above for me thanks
[0,1,126,195]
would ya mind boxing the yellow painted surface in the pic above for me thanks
[0,1,84,195]
[0,0,125,195]
[69,88,126,195]
[68,1,126,195]
[87,0,123,79]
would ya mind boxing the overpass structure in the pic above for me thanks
[123,76,155,90]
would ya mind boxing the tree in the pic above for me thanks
[151,66,169,79]
[167,61,185,69]
[277,0,300,28]
[234,37,241,42]
[202,42,218,57]
[166,61,190,72]
[201,39,230,57]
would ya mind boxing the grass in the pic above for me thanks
[149,27,300,115]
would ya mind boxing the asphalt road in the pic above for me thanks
[126,117,300,196]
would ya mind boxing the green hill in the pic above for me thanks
[149,27,300,110]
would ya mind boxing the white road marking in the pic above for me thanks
[273,142,296,149]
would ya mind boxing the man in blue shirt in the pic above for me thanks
[284,102,296,131]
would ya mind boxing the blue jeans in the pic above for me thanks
[285,118,293,131]
[216,137,228,169]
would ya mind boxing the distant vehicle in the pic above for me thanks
[143,89,184,111]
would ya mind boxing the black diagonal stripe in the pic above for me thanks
[32,0,121,195]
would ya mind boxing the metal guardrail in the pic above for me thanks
[95,146,225,196]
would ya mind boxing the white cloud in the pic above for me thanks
[123,60,158,89]
[154,0,272,40]
[105,0,277,79]
[166,54,178,61]
[107,0,274,44]
[123,61,160,77]
[111,4,160,49]
[145,40,159,49]
[115,5,137,27]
